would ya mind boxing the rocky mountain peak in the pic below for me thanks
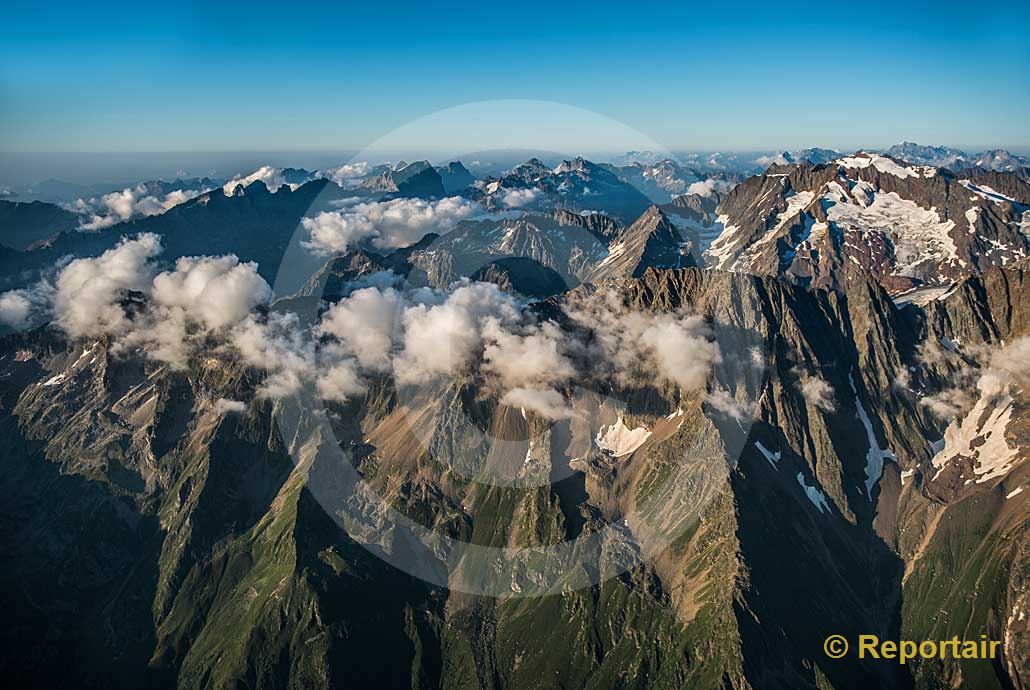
[586,204,692,282]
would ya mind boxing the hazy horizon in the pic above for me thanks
[3,142,1030,188]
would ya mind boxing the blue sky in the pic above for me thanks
[2,0,1028,153]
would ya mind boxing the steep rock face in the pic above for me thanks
[0,264,1026,690]
[704,155,1030,295]
[406,212,610,288]
[892,265,1029,690]
[435,161,475,195]
[661,191,724,258]
[468,257,569,298]
[552,207,622,243]
[0,331,444,690]
[408,206,701,290]
[361,161,444,197]
[586,206,694,282]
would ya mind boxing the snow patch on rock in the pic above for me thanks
[932,390,1018,484]
[595,418,651,457]
[850,374,896,499]
[796,472,830,513]
[755,441,780,467]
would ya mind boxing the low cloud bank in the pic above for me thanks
[2,236,725,419]
[69,185,206,230]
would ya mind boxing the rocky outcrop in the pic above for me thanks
[586,206,694,282]
[361,160,446,198]
[469,256,569,298]
[435,161,475,195]
[705,155,1030,295]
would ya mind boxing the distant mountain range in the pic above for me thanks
[612,143,1030,175]
[3,145,1028,297]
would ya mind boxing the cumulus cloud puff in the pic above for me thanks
[755,153,792,168]
[0,285,54,329]
[394,282,521,385]
[482,319,575,390]
[54,233,163,337]
[500,188,541,208]
[214,398,248,414]
[501,387,571,420]
[223,166,298,196]
[921,388,974,421]
[564,290,721,393]
[314,280,580,417]
[318,286,404,372]
[151,255,271,330]
[797,373,837,412]
[9,232,278,374]
[72,185,204,230]
[685,178,733,198]
[705,387,747,422]
[230,311,367,402]
[979,336,1030,398]
[319,162,371,188]
[301,196,481,255]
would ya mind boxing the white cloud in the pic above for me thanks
[500,188,540,208]
[563,289,721,393]
[756,153,792,168]
[685,179,733,198]
[82,187,199,228]
[54,233,163,337]
[151,255,271,330]
[301,196,481,255]
[318,286,404,372]
[394,282,521,384]
[706,387,747,422]
[228,311,367,403]
[482,318,575,390]
[501,387,571,420]
[921,388,974,420]
[301,211,377,255]
[798,374,837,412]
[0,291,34,327]
[112,254,273,368]
[637,315,719,391]
[15,232,274,370]
[980,336,1030,397]
[0,284,54,329]
[223,166,297,196]
[230,312,318,399]
[315,280,577,411]
[73,185,204,230]
[214,398,247,414]
[319,162,371,188]
[316,360,367,401]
